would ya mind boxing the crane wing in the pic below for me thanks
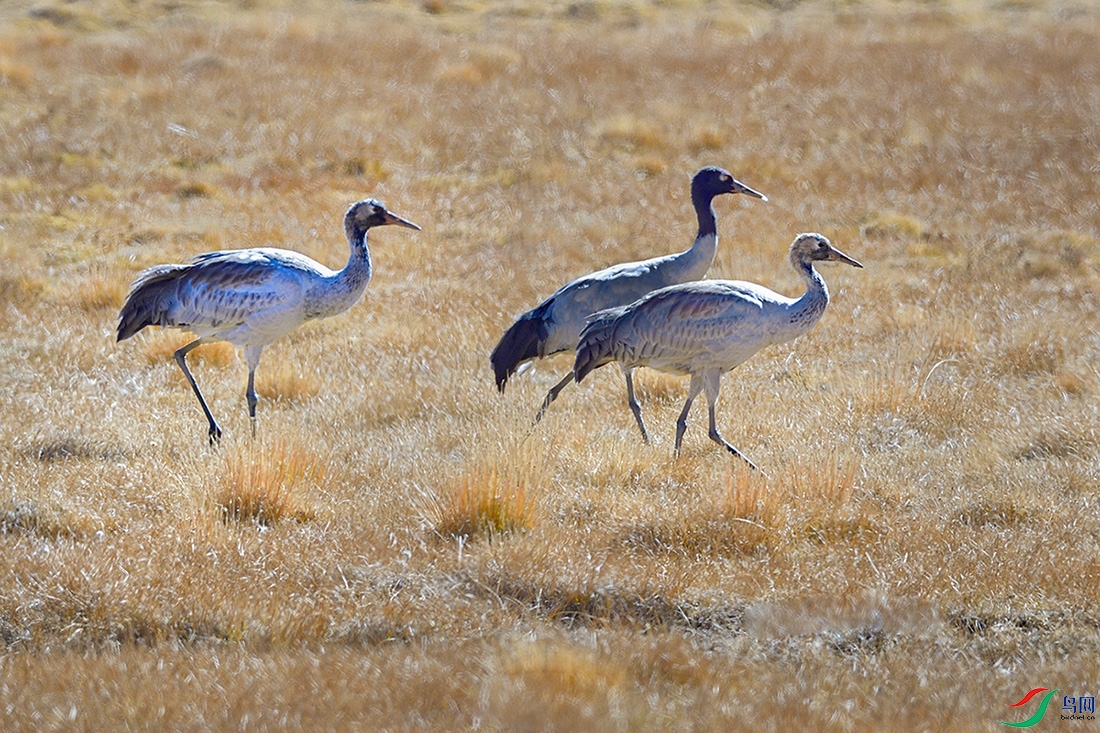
[119,249,318,339]
[608,281,779,370]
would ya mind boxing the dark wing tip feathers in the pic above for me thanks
[116,264,184,342]
[490,307,550,392]
[573,306,624,384]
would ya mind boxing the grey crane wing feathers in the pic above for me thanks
[603,280,797,373]
[127,248,330,342]
[540,253,685,352]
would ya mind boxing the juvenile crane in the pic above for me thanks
[573,233,862,470]
[490,166,766,435]
[117,198,420,444]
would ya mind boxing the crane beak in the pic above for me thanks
[383,211,422,231]
[733,179,768,202]
[827,245,863,268]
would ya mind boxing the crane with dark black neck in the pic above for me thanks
[490,166,766,435]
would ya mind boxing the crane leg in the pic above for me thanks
[244,345,264,440]
[702,371,762,473]
[246,369,258,439]
[533,372,574,424]
[622,366,648,444]
[174,339,222,445]
[673,374,704,456]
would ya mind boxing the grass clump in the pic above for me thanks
[1,499,85,540]
[859,210,926,240]
[255,357,322,404]
[433,446,542,541]
[212,439,325,525]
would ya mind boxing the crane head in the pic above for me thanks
[692,166,768,202]
[790,233,863,268]
[346,198,422,232]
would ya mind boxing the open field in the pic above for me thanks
[2,0,1100,728]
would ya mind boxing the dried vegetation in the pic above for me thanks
[1,0,1100,728]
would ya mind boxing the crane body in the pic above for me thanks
[574,233,862,469]
[490,167,766,433]
[117,199,420,444]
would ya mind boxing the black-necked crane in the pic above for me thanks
[117,198,420,444]
[490,166,766,437]
[573,233,862,470]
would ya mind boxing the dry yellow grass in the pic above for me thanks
[1,0,1100,729]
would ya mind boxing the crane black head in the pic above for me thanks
[790,232,863,268]
[345,198,422,232]
[691,166,767,203]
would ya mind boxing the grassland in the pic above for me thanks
[1,0,1099,729]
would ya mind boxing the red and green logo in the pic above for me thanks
[1001,688,1059,728]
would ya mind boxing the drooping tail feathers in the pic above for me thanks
[116,264,188,342]
[490,303,552,392]
[573,306,628,384]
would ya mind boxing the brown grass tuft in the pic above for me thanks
[175,181,216,200]
[62,270,128,310]
[255,357,322,404]
[433,445,542,540]
[634,371,686,404]
[506,640,628,695]
[212,439,325,525]
[0,273,47,307]
[726,468,781,529]
[860,210,925,240]
[0,498,91,540]
[657,469,781,554]
[1001,323,1066,376]
[954,500,1028,528]
[0,57,33,89]
[780,451,859,508]
[591,114,666,150]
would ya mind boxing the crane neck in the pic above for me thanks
[319,219,372,315]
[787,255,830,332]
[691,186,720,241]
[341,217,374,282]
[676,188,723,271]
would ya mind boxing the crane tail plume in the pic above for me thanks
[573,306,627,384]
[116,265,187,341]
[490,306,551,392]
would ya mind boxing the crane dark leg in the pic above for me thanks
[244,345,264,440]
[246,369,258,439]
[174,339,222,445]
[622,366,648,444]
[533,372,574,424]
[702,371,763,473]
[674,375,704,456]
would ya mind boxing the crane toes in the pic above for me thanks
[724,444,764,475]
[207,422,223,446]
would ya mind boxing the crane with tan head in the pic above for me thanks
[573,233,862,470]
[117,198,420,444]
